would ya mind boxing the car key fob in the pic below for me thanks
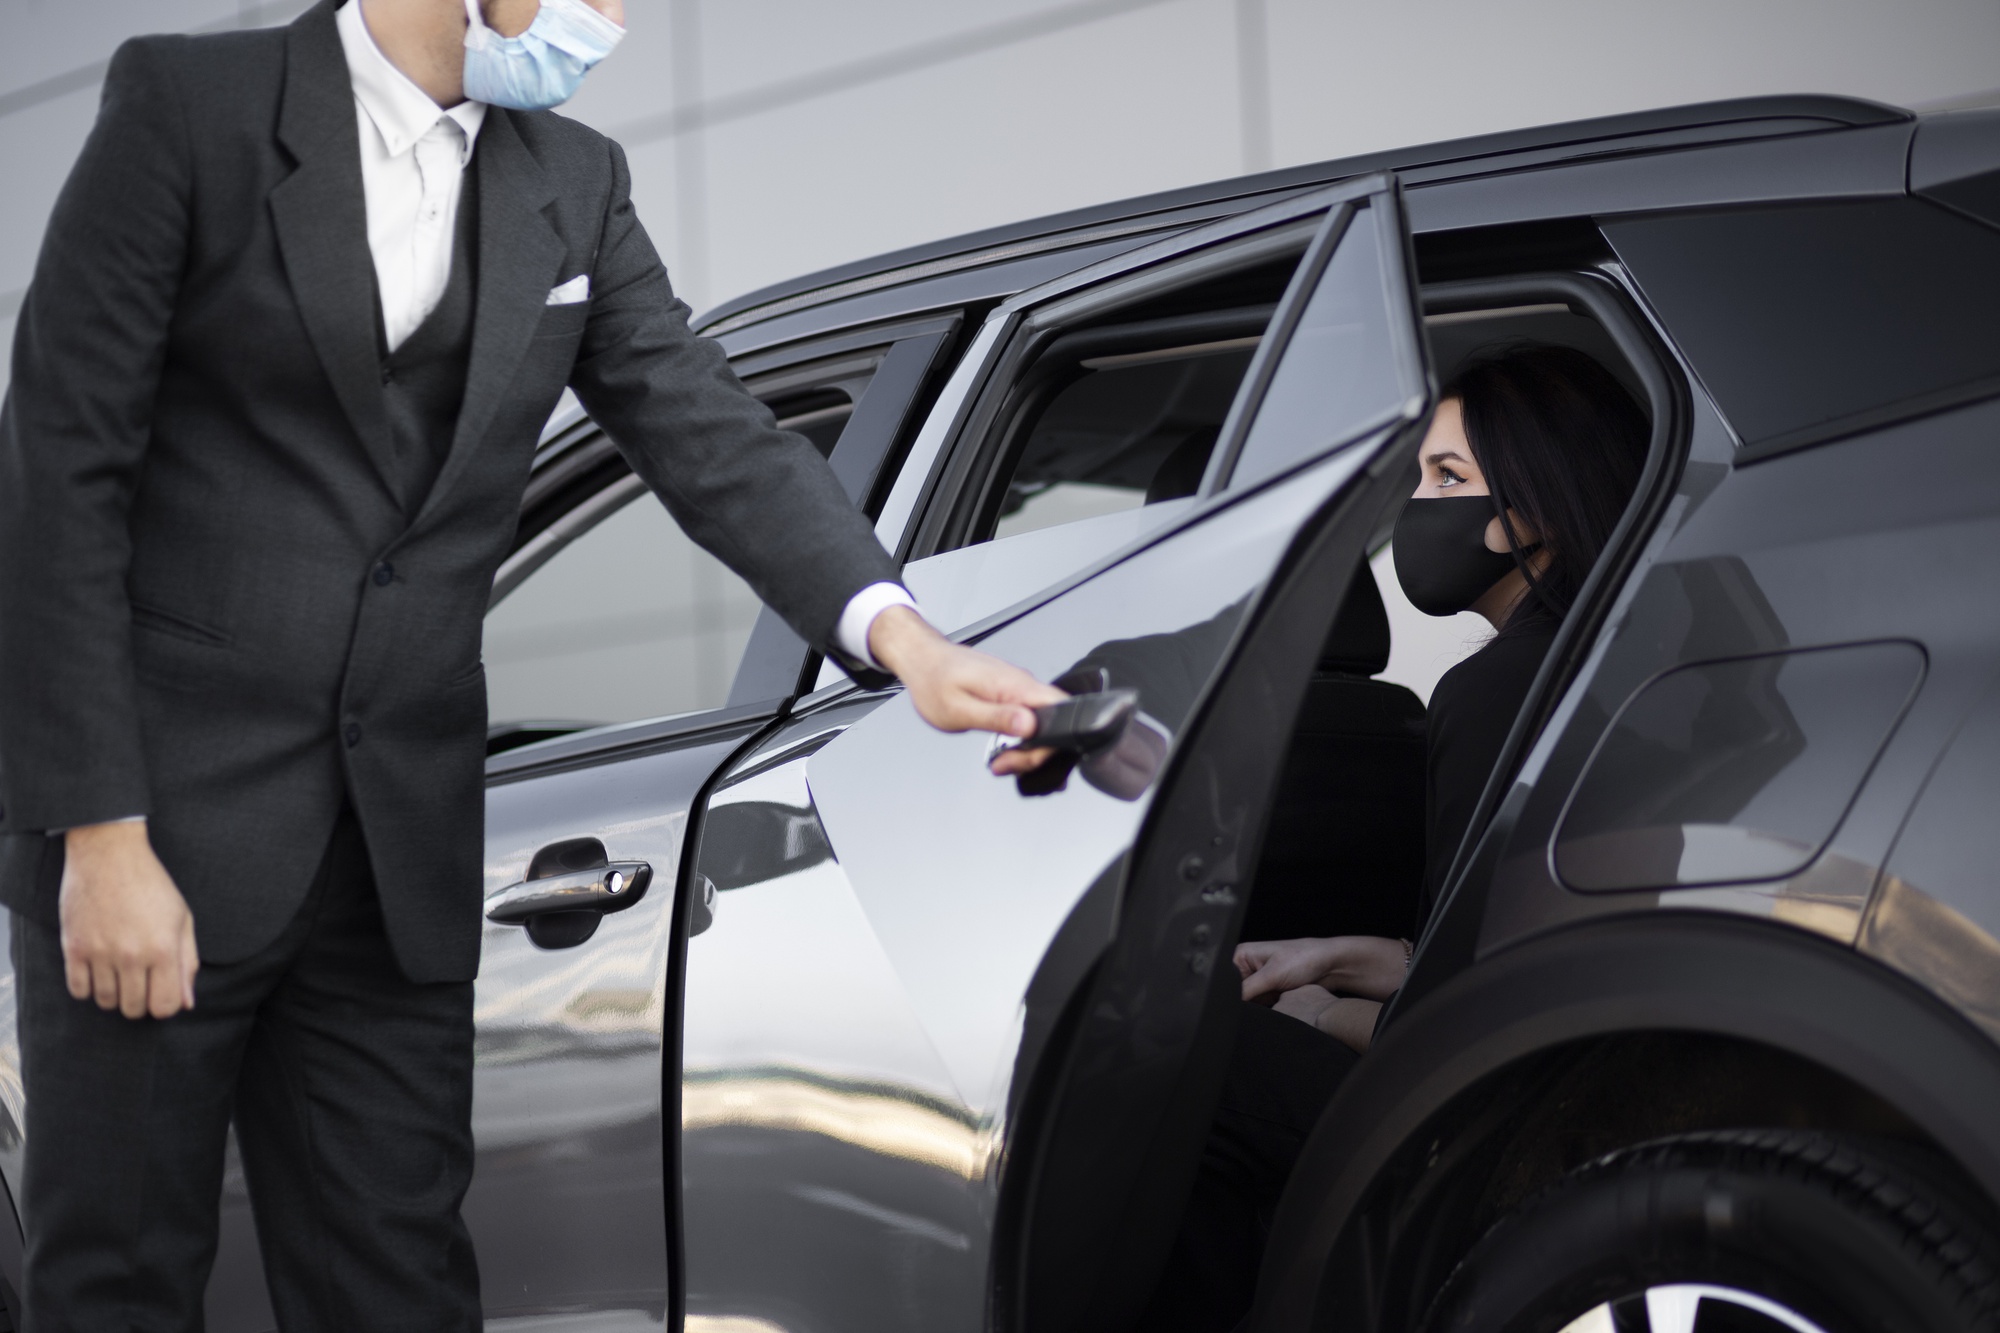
[1027,689,1139,753]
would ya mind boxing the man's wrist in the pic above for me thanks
[63,818,149,854]
[866,603,943,680]
[836,583,921,673]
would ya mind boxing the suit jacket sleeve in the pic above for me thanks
[0,39,192,832]
[564,138,902,673]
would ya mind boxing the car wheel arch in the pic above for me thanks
[1248,911,2000,1333]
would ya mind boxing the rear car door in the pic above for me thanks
[452,320,958,1331]
[677,174,1436,1333]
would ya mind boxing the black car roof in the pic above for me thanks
[694,93,1908,339]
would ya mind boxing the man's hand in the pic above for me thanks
[866,605,1066,768]
[59,821,198,1020]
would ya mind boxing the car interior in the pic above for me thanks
[922,250,1306,557]
[1245,299,1648,945]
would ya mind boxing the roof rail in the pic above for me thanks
[695,94,1907,338]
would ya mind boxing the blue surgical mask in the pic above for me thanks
[462,0,624,111]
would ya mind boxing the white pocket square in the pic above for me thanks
[546,274,591,306]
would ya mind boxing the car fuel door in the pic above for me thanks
[677,175,1434,1333]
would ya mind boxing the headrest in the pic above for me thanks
[1318,565,1391,676]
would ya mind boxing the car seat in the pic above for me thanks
[1239,564,1428,944]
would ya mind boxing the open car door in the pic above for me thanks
[679,174,1435,1333]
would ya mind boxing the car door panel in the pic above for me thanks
[680,174,1431,1333]
[467,715,767,1329]
[681,738,983,1333]
[807,449,1374,1113]
[465,325,952,1327]
[680,447,1375,1333]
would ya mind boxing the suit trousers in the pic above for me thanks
[12,810,481,1332]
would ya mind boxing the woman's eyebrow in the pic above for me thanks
[1425,449,1472,466]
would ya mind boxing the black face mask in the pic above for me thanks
[1393,496,1518,616]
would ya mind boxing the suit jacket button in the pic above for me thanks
[373,562,395,587]
[343,722,362,748]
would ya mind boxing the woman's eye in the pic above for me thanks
[1436,468,1464,488]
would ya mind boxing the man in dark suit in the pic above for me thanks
[0,0,1057,1326]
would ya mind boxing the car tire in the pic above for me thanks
[1421,1129,2000,1333]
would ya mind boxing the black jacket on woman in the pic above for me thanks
[1423,620,1559,914]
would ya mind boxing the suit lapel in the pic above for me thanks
[268,0,402,503]
[413,110,563,529]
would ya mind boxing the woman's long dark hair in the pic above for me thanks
[1445,343,1649,634]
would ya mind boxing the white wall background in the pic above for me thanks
[1,0,1995,388]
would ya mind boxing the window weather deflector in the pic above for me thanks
[1208,175,1431,493]
[1002,173,1408,325]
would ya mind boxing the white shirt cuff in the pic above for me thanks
[834,582,919,673]
[49,814,145,836]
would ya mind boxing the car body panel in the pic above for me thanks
[679,445,1381,1333]
[1863,672,2000,1043]
[467,721,766,1326]
[1474,395,2000,957]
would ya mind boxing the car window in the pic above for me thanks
[486,389,861,741]
[1603,198,2000,459]
[484,477,765,735]
[1221,199,1425,492]
[987,340,1258,542]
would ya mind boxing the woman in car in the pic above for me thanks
[1144,342,1649,1332]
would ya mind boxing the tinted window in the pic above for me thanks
[1228,203,1414,491]
[1555,642,1922,891]
[990,341,1256,541]
[1605,199,2000,454]
[484,481,763,732]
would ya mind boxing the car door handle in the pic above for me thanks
[486,860,653,924]
[997,683,1165,801]
[1027,688,1140,753]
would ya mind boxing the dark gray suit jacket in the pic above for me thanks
[0,1,900,982]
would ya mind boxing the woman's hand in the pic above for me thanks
[1269,984,1383,1054]
[1237,938,1345,1004]
[1316,997,1382,1053]
[1236,934,1409,1004]
[1272,982,1337,1025]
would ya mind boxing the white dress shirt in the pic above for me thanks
[337,0,486,352]
[333,1,912,668]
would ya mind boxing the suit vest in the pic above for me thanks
[375,157,479,515]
